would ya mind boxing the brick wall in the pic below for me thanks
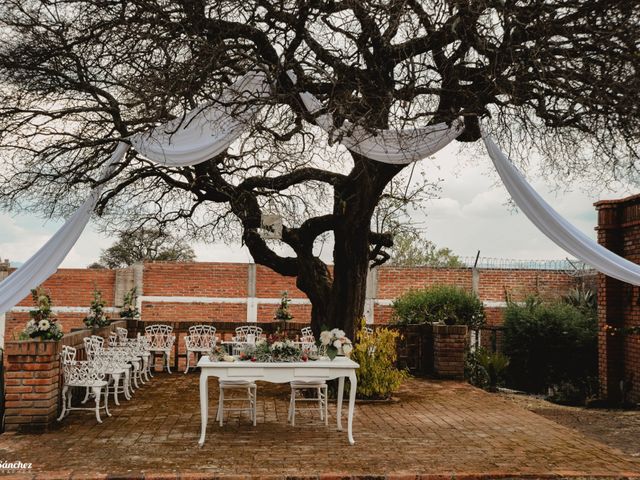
[596,194,640,403]
[3,261,580,342]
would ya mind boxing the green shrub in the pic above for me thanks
[392,285,485,329]
[349,318,408,400]
[466,347,510,391]
[503,296,597,396]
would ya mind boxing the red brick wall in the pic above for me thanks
[3,261,578,341]
[596,194,640,403]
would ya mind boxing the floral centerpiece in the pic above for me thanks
[20,288,64,340]
[119,287,140,319]
[319,328,353,360]
[208,345,235,362]
[83,287,111,329]
[239,334,307,362]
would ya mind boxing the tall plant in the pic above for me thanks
[120,287,140,319]
[20,288,64,340]
[84,287,111,329]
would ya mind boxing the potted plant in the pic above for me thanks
[119,287,140,320]
[273,291,294,333]
[84,287,111,332]
[19,288,64,341]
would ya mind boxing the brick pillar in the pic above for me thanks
[4,340,61,432]
[595,201,626,402]
[433,324,467,379]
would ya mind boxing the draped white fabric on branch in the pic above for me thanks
[288,71,463,164]
[131,71,270,166]
[484,134,640,286]
[0,142,130,315]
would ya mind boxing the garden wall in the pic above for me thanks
[3,261,578,343]
[596,194,640,403]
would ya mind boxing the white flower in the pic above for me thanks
[256,339,267,347]
[319,331,332,346]
[27,319,36,327]
[38,319,50,331]
[272,341,284,349]
[333,339,342,349]
[342,343,353,354]
[335,329,346,339]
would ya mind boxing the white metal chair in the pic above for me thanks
[58,346,111,423]
[288,380,328,427]
[233,325,263,342]
[116,327,128,344]
[108,332,118,347]
[144,324,176,373]
[301,326,313,338]
[83,336,132,404]
[216,380,257,427]
[184,325,217,374]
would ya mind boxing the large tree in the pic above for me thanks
[0,1,638,336]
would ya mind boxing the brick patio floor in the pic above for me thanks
[1,374,639,479]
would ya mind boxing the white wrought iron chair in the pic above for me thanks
[144,324,176,374]
[233,325,263,342]
[108,331,118,347]
[184,325,217,374]
[217,380,257,427]
[300,326,313,338]
[83,336,131,405]
[58,346,111,423]
[116,327,128,345]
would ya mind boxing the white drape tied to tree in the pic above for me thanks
[2,69,640,317]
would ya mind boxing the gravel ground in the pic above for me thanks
[499,391,640,457]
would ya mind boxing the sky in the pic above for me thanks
[0,142,635,268]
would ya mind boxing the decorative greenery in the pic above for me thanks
[20,288,64,340]
[119,287,140,318]
[319,328,353,360]
[83,287,111,328]
[503,295,597,398]
[392,285,485,329]
[273,291,294,322]
[239,335,306,362]
[349,318,408,400]
[465,347,510,392]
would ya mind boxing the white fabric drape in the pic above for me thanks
[131,71,270,166]
[0,142,130,315]
[289,71,463,163]
[484,134,640,286]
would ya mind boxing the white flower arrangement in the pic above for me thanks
[319,328,353,359]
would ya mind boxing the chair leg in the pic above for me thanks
[124,369,132,400]
[185,350,191,374]
[112,373,121,406]
[104,385,111,417]
[165,351,172,374]
[323,385,328,426]
[57,386,68,421]
[219,388,224,427]
[92,386,103,424]
[81,386,90,404]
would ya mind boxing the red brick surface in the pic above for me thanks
[0,374,638,478]
[596,195,640,403]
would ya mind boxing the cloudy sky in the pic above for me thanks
[0,141,635,268]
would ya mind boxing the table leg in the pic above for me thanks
[336,376,345,431]
[198,372,208,447]
[347,371,357,445]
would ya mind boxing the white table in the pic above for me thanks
[197,356,359,446]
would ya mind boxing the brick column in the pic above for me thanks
[4,340,60,432]
[433,324,468,379]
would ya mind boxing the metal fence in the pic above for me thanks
[458,256,595,273]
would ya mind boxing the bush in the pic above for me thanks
[465,347,510,392]
[392,285,485,329]
[349,319,408,400]
[503,296,597,396]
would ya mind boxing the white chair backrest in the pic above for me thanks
[186,325,216,349]
[235,326,262,341]
[108,332,118,347]
[61,345,76,365]
[83,336,103,361]
[116,327,128,344]
[90,335,105,348]
[145,324,175,349]
[301,327,313,338]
